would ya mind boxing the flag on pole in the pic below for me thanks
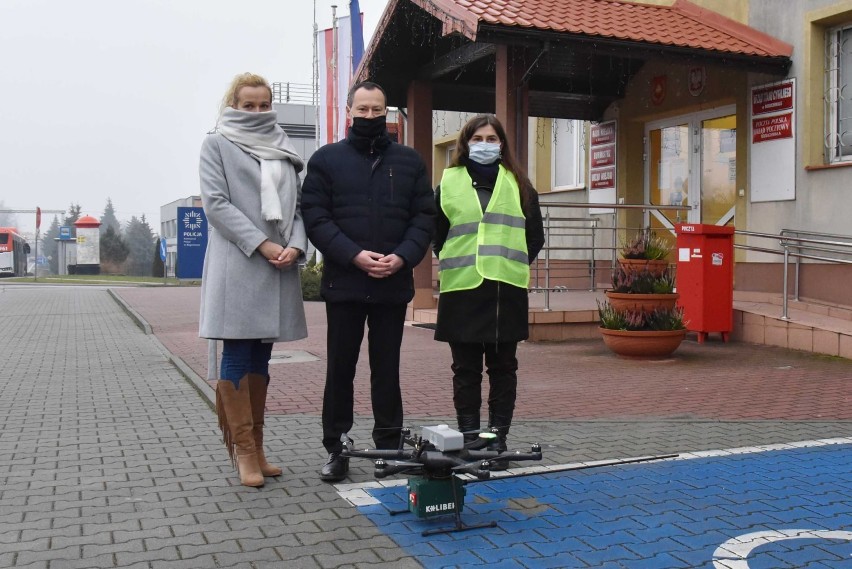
[350,0,365,72]
[316,2,367,147]
[316,15,354,146]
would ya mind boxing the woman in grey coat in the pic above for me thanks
[199,72,307,487]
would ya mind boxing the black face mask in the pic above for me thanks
[350,115,387,139]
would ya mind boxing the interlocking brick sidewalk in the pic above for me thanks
[116,286,852,423]
[1,284,851,568]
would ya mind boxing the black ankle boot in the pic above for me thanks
[456,414,481,443]
[487,412,512,470]
[458,414,491,449]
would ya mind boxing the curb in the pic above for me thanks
[107,288,152,334]
[107,287,215,409]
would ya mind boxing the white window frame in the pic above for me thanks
[446,144,456,166]
[551,119,585,191]
[825,24,852,163]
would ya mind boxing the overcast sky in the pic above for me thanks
[0,0,388,237]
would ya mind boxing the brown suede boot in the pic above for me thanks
[216,377,264,487]
[247,373,283,477]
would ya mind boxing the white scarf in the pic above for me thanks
[216,108,304,230]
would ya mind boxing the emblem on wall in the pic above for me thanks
[688,66,706,97]
[651,75,667,106]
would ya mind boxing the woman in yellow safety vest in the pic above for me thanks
[433,114,544,464]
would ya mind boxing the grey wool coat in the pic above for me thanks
[198,133,308,342]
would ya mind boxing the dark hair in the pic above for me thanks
[346,81,387,107]
[450,114,534,209]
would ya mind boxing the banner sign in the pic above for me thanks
[590,167,616,190]
[751,81,794,116]
[588,120,617,213]
[176,207,208,279]
[590,122,616,146]
[752,112,793,143]
[590,144,615,168]
[750,79,796,202]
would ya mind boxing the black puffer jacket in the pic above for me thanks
[301,129,436,304]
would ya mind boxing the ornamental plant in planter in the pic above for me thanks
[618,229,673,276]
[597,300,688,359]
[604,265,679,314]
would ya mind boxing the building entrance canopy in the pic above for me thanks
[357,0,793,120]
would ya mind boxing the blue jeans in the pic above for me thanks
[220,339,273,388]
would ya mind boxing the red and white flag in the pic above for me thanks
[317,14,359,147]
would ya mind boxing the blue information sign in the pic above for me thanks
[176,207,208,279]
[59,226,72,241]
[159,238,167,262]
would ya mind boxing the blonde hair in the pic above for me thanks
[219,72,273,114]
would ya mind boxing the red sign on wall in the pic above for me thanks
[590,144,615,168]
[589,120,617,196]
[752,112,793,143]
[752,81,794,116]
[590,167,616,190]
[590,122,616,146]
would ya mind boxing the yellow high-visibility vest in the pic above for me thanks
[438,165,529,292]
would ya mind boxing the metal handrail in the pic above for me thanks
[534,202,689,310]
[530,207,852,318]
[735,229,852,320]
[271,82,316,105]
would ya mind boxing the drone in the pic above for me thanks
[341,424,542,535]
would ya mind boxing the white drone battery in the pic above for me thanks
[421,424,464,452]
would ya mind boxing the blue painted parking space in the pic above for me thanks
[354,442,852,568]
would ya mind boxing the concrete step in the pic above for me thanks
[732,292,852,357]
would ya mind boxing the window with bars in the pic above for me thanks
[551,119,585,190]
[825,25,852,163]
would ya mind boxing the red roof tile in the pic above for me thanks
[424,0,791,58]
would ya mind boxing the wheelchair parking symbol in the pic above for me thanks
[712,529,852,568]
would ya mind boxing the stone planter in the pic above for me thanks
[599,328,687,359]
[618,258,669,277]
[604,291,680,315]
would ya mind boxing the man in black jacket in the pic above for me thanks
[301,81,435,481]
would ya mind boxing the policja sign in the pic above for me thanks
[176,207,208,279]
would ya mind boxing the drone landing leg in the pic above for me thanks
[421,515,497,536]
[420,475,497,537]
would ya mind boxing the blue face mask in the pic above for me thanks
[468,142,501,165]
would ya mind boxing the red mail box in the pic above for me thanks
[675,224,735,343]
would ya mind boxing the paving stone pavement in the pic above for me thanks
[0,286,418,569]
[2,284,852,568]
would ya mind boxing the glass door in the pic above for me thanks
[699,114,737,226]
[645,105,737,235]
[648,122,690,230]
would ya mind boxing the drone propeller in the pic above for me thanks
[450,459,491,470]
[379,460,423,469]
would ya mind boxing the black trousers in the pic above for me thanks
[449,342,518,418]
[322,301,407,453]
